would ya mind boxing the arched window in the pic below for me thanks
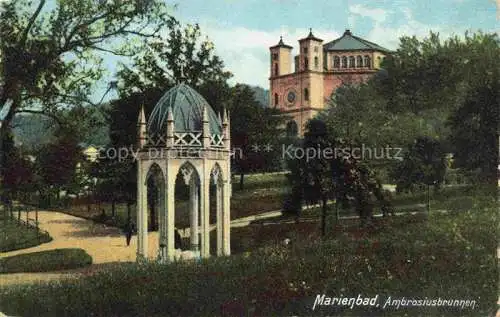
[349,56,355,68]
[286,121,298,137]
[356,56,363,68]
[341,56,348,68]
[304,88,309,101]
[334,56,340,68]
[274,64,279,76]
[304,58,309,70]
[314,56,319,69]
[364,55,371,68]
[274,93,279,106]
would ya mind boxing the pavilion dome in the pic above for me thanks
[147,83,222,136]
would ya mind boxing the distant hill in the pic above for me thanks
[12,105,110,151]
[12,114,56,150]
[250,86,269,107]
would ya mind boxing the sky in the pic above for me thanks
[91,0,500,101]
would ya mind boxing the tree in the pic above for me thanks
[0,0,170,195]
[226,84,285,189]
[447,33,500,189]
[286,119,393,234]
[35,129,83,206]
[117,18,232,109]
[285,119,335,236]
[1,131,35,201]
[392,137,446,212]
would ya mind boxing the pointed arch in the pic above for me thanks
[177,161,201,186]
[210,163,224,185]
[145,162,165,184]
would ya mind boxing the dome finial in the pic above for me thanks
[179,64,186,84]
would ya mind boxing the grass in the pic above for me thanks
[0,248,92,274]
[0,190,496,317]
[0,213,52,252]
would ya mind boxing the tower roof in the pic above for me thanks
[147,83,222,135]
[299,28,323,42]
[270,36,293,49]
[323,29,390,52]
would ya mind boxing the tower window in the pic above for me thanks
[304,58,309,70]
[349,56,355,68]
[314,56,319,69]
[356,56,363,68]
[272,53,278,61]
[274,64,279,76]
[334,56,340,68]
[342,56,348,68]
[364,55,371,68]
[274,93,279,106]
[314,46,319,52]
[304,88,309,101]
[303,47,308,54]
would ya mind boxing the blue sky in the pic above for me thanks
[93,0,499,101]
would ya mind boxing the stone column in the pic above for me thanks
[189,178,199,251]
[165,163,176,262]
[201,171,211,258]
[216,180,223,256]
[158,178,167,263]
[222,177,231,255]
[137,161,148,260]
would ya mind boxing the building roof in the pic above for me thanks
[270,36,293,49]
[323,29,390,52]
[147,83,222,135]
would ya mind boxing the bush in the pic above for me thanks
[0,248,92,273]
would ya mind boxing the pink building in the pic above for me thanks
[269,29,389,136]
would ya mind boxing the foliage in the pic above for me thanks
[0,248,92,273]
[448,81,499,187]
[228,84,286,188]
[392,136,447,192]
[0,195,496,316]
[117,17,232,108]
[35,129,83,196]
[286,119,394,232]
[1,131,36,199]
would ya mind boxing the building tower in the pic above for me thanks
[269,36,292,108]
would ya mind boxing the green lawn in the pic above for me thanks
[1,189,496,317]
[0,212,52,252]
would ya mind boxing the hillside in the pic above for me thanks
[250,86,269,107]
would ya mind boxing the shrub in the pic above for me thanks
[0,248,92,273]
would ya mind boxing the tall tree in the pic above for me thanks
[117,18,232,109]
